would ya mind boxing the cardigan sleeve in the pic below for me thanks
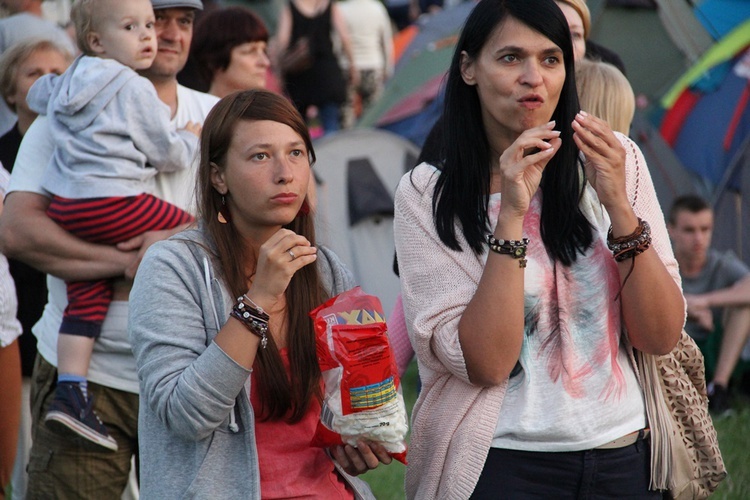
[620,133,686,318]
[123,77,199,174]
[394,164,481,385]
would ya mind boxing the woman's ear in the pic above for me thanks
[460,51,476,86]
[210,161,227,195]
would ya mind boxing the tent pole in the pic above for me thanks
[735,193,743,260]
[710,133,750,205]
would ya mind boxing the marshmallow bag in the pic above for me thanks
[309,287,408,464]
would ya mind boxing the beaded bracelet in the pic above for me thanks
[486,235,529,268]
[607,218,652,300]
[230,295,269,349]
[239,294,268,319]
[607,218,652,262]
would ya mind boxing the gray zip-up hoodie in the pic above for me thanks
[27,55,198,199]
[129,227,375,499]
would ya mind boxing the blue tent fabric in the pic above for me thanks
[380,89,443,148]
[695,0,750,39]
[671,56,750,188]
[692,59,734,93]
[394,2,474,73]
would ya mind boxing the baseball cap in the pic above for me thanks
[151,0,204,10]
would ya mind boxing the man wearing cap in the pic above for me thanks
[0,1,218,497]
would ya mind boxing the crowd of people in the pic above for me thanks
[0,0,745,499]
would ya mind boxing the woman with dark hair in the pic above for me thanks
[393,0,685,498]
[274,0,357,135]
[190,6,271,97]
[129,90,389,499]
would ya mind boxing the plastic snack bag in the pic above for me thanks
[309,287,408,464]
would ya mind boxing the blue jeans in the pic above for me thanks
[471,435,663,499]
[317,102,340,135]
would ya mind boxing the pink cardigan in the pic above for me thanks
[393,135,682,499]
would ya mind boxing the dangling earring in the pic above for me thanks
[296,198,310,218]
[218,195,231,224]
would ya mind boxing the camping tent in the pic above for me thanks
[313,129,419,314]
[587,0,718,104]
[658,20,750,259]
[630,111,701,212]
[356,2,474,146]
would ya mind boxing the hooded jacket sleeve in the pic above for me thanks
[120,76,199,173]
[26,73,58,115]
[317,245,356,295]
[129,238,251,441]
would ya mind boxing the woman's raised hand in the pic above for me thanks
[497,120,561,218]
[248,228,317,304]
[571,111,628,211]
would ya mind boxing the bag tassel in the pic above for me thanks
[637,350,673,491]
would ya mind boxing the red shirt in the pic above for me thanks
[250,348,353,499]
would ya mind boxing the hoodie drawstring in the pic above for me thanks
[204,256,240,434]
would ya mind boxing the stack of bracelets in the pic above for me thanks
[607,218,652,262]
[486,235,530,268]
[230,294,269,349]
[607,218,652,299]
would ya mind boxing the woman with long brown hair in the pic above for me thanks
[129,89,389,499]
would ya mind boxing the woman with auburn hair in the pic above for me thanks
[129,90,389,499]
[190,6,272,97]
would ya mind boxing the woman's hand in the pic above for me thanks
[497,120,561,219]
[248,228,317,305]
[331,440,393,476]
[571,111,628,212]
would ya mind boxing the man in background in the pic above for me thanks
[668,194,750,415]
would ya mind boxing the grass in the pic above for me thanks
[361,363,750,499]
[711,395,750,499]
[360,360,418,500]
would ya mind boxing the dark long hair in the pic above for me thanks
[196,90,326,422]
[434,0,592,264]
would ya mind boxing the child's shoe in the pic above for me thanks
[44,382,118,452]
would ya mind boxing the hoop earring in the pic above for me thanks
[218,195,231,224]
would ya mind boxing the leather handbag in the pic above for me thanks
[637,330,727,499]
[279,37,313,76]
